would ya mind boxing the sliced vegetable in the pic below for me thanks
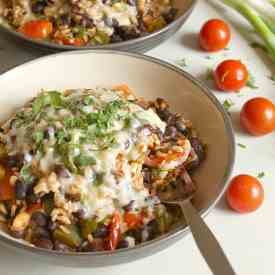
[53,224,82,248]
[19,20,53,39]
[214,59,248,92]
[81,219,97,239]
[105,212,120,250]
[226,174,264,213]
[199,19,231,51]
[240,97,275,136]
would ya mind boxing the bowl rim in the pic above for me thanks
[0,0,197,51]
[0,50,235,258]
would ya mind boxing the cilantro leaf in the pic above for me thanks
[222,99,234,112]
[237,143,246,149]
[32,91,64,115]
[20,164,35,184]
[257,172,265,179]
[75,155,96,167]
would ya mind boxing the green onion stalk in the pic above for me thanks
[219,0,275,62]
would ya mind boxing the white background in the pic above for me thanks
[0,0,274,274]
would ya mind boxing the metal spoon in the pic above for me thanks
[159,171,236,275]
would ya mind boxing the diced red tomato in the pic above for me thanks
[0,169,15,201]
[124,212,143,230]
[19,20,53,40]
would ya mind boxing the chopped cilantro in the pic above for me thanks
[64,115,88,130]
[257,172,265,179]
[205,55,213,60]
[237,143,246,149]
[32,91,64,115]
[269,75,275,83]
[222,99,234,112]
[56,129,68,144]
[176,58,187,68]
[83,96,94,105]
[75,155,96,167]
[206,68,213,80]
[33,130,44,144]
[247,72,258,89]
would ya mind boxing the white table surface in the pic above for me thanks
[0,0,274,274]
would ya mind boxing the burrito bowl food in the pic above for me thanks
[0,85,205,252]
[0,0,177,46]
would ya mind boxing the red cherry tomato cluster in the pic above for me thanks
[199,19,275,213]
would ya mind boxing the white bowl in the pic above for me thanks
[0,51,235,267]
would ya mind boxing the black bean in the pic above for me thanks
[114,26,140,40]
[127,229,142,243]
[156,109,173,122]
[26,186,39,204]
[146,219,159,239]
[117,239,129,249]
[59,13,71,26]
[31,211,48,227]
[33,238,53,250]
[54,165,70,178]
[123,200,134,212]
[190,137,205,161]
[6,155,20,168]
[0,127,4,133]
[163,8,178,23]
[34,226,51,239]
[93,224,108,238]
[31,1,46,14]
[15,179,28,200]
[165,126,177,139]
[111,33,123,43]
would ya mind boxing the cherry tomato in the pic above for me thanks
[214,59,248,92]
[240,97,275,136]
[105,212,120,250]
[19,20,53,40]
[226,175,264,213]
[199,19,231,52]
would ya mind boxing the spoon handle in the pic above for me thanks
[180,200,236,275]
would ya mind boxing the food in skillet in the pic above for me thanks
[0,0,177,46]
[0,85,205,251]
